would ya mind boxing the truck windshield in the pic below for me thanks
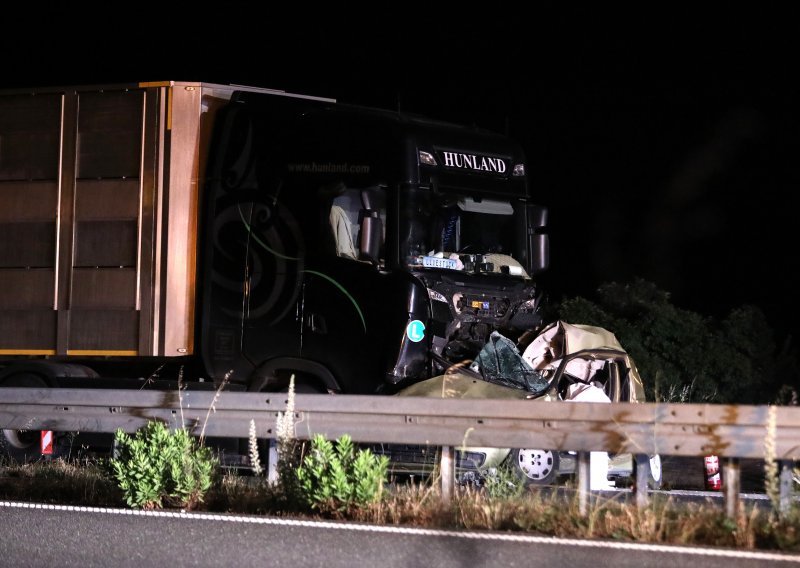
[400,188,527,276]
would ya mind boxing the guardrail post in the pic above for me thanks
[723,457,740,519]
[267,438,279,485]
[440,446,454,504]
[779,460,794,514]
[577,451,590,515]
[634,454,649,509]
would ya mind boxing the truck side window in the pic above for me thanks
[330,203,358,259]
[328,187,386,265]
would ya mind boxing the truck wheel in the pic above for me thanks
[648,454,662,489]
[249,368,327,395]
[0,373,48,463]
[510,448,560,486]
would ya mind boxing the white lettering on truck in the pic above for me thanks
[442,151,507,173]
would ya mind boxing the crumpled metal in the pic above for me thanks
[470,331,550,395]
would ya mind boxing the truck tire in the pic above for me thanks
[0,373,49,463]
[510,448,560,486]
[248,358,340,395]
[648,454,663,489]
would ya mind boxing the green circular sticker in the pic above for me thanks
[406,320,425,343]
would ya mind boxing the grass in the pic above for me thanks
[2,456,799,553]
[0,458,123,507]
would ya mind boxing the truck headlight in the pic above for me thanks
[419,151,437,166]
[427,289,448,303]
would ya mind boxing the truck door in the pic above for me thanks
[201,102,308,382]
[298,184,392,393]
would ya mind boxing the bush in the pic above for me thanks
[108,421,218,510]
[552,278,786,403]
[296,433,389,513]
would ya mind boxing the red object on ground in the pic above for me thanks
[704,455,722,490]
[40,430,53,455]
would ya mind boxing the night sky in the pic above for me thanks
[3,15,798,341]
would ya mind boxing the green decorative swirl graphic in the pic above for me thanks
[303,270,367,333]
[237,203,300,261]
[237,203,366,333]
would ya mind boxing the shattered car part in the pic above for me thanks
[380,321,659,488]
[469,331,549,395]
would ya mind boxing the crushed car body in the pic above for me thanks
[374,320,659,488]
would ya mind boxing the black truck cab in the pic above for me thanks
[201,91,549,394]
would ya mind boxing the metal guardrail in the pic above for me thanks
[1,387,799,514]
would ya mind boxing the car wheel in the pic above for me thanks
[648,454,662,489]
[0,373,49,463]
[511,448,560,486]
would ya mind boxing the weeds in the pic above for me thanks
[199,370,232,444]
[0,458,121,506]
[295,433,389,514]
[3,364,799,552]
[3,456,800,551]
[107,422,218,510]
[480,465,525,501]
[764,404,780,517]
[100,367,232,510]
[273,375,304,507]
[248,420,263,477]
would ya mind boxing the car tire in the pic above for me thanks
[0,373,49,463]
[648,454,662,489]
[510,448,560,486]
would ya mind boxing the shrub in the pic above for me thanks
[296,433,389,513]
[108,421,218,510]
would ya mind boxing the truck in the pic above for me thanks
[0,81,550,462]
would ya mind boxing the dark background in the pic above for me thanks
[2,14,798,343]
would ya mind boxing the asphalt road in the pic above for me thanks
[1,502,797,568]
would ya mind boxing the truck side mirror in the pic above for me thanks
[526,205,549,275]
[359,209,382,263]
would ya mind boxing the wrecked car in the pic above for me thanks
[374,320,662,489]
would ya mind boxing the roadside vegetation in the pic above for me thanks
[2,372,799,553]
[2,454,799,552]
[549,278,799,404]
[108,421,217,510]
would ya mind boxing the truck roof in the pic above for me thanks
[0,81,336,104]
